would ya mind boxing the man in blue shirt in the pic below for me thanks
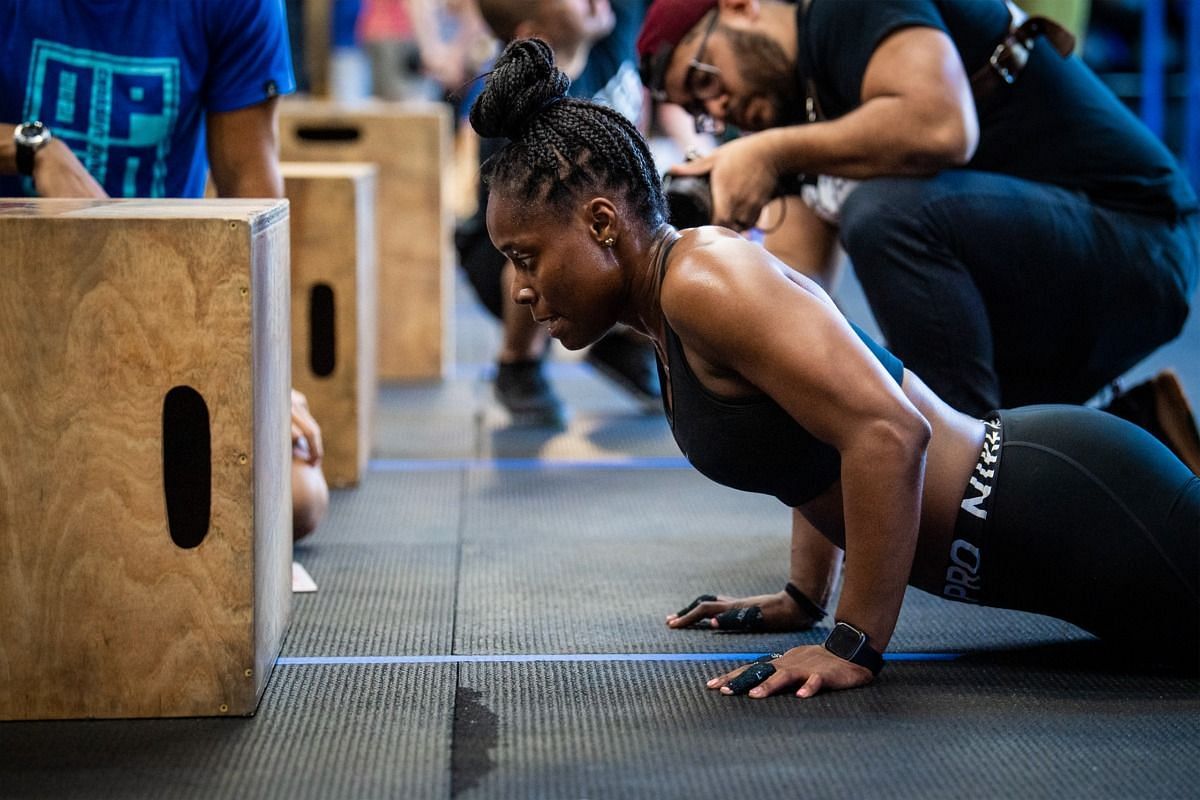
[1,0,330,539]
[1,0,295,199]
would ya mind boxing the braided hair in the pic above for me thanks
[470,38,667,228]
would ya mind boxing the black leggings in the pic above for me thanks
[957,405,1199,660]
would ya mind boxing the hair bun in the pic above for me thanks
[470,38,570,140]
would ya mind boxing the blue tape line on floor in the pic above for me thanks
[277,652,963,666]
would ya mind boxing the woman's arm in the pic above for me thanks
[665,230,931,693]
[665,507,836,632]
[789,507,842,613]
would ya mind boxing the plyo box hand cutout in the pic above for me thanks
[278,99,453,380]
[0,198,292,720]
[283,162,378,487]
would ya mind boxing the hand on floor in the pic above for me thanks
[709,646,875,699]
[666,590,821,632]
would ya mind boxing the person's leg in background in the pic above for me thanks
[839,169,1199,470]
[1086,212,1200,472]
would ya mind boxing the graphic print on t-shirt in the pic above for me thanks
[23,39,180,197]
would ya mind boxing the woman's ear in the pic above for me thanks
[584,196,620,246]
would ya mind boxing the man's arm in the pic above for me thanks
[767,26,978,177]
[206,98,283,198]
[677,26,978,230]
[0,124,107,197]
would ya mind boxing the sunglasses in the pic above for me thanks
[681,12,726,134]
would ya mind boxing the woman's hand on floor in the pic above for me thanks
[709,645,875,698]
[666,590,821,632]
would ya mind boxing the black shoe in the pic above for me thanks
[585,331,662,406]
[494,359,566,428]
[1103,370,1200,474]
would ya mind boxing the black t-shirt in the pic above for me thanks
[797,0,1198,218]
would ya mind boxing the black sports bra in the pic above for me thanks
[653,237,905,507]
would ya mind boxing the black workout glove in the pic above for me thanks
[712,605,767,631]
[724,653,785,695]
[676,594,718,618]
[675,595,769,631]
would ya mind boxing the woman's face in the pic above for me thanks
[486,188,626,351]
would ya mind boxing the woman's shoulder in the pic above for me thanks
[663,228,778,305]
[660,227,784,341]
[664,225,760,284]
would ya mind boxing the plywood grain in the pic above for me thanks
[278,100,453,380]
[282,162,378,487]
[0,199,292,719]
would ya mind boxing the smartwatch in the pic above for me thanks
[822,621,884,676]
[14,120,52,177]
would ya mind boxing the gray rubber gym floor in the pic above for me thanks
[2,267,1198,799]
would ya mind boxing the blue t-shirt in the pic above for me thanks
[0,0,296,198]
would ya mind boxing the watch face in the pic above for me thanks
[824,623,866,660]
[17,121,51,148]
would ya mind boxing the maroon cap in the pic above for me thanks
[636,0,718,97]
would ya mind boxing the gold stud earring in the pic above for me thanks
[602,236,616,248]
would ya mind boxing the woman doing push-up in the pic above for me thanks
[470,39,1199,698]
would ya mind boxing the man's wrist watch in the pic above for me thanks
[822,621,884,676]
[14,120,52,177]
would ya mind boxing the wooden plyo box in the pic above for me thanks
[283,162,378,487]
[0,199,292,720]
[278,99,453,380]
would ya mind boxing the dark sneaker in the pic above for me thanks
[494,359,566,428]
[1104,370,1200,474]
[585,330,662,407]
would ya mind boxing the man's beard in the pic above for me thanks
[719,26,805,128]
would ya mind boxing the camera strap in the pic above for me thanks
[794,0,824,124]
